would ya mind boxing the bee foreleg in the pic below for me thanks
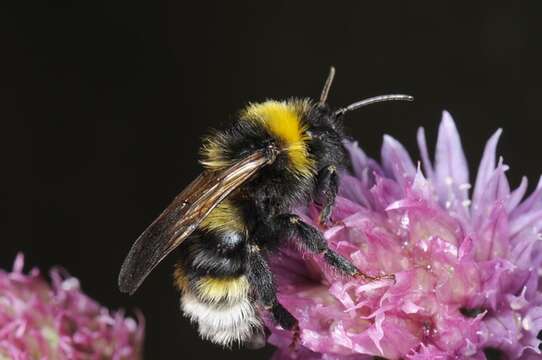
[314,165,339,225]
[247,247,298,333]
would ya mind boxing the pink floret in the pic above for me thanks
[267,111,542,359]
[0,254,144,359]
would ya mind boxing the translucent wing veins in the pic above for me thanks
[118,147,277,295]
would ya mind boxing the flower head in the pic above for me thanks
[267,112,542,359]
[0,254,144,359]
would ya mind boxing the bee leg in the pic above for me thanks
[278,214,387,281]
[247,246,300,348]
[314,165,339,226]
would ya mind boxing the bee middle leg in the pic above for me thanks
[274,214,387,281]
[247,246,300,346]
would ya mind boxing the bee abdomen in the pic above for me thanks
[186,237,246,276]
[172,200,262,346]
[176,272,261,346]
[181,292,261,346]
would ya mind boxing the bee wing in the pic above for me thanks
[118,148,276,295]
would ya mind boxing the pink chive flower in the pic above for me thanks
[267,112,542,359]
[0,254,144,359]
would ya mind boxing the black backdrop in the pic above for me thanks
[4,1,542,359]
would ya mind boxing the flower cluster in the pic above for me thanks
[0,254,144,359]
[268,112,542,359]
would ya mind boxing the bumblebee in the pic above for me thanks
[118,68,412,347]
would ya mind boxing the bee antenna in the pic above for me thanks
[319,66,336,105]
[335,94,414,116]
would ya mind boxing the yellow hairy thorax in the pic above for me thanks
[199,99,316,177]
[241,100,315,178]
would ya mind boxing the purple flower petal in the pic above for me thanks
[381,135,416,189]
[267,113,542,360]
[343,140,383,186]
[338,174,373,210]
[416,127,435,181]
[474,201,509,261]
[434,111,469,202]
[406,343,450,360]
[473,129,503,209]
[472,160,511,230]
[0,254,144,359]
[507,176,529,213]
[512,176,542,218]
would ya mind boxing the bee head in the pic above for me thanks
[302,67,414,171]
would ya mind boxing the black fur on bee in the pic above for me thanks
[118,67,413,347]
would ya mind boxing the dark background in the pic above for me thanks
[4,1,541,359]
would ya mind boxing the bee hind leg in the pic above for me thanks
[247,246,300,348]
